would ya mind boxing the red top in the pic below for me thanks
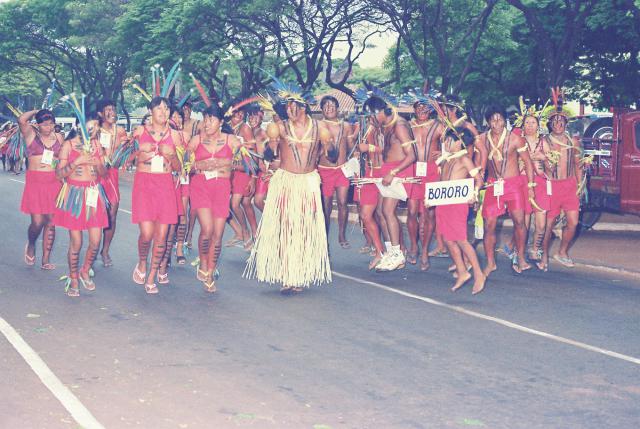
[27,134,62,157]
[138,126,174,149]
[195,135,232,161]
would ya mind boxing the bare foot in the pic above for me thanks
[451,271,472,292]
[482,264,497,278]
[368,253,383,270]
[472,274,486,295]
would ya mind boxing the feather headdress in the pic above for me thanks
[542,87,575,121]
[513,96,548,128]
[260,69,315,105]
[132,59,183,102]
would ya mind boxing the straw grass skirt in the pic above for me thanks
[244,169,332,287]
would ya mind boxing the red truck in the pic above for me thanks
[571,108,640,227]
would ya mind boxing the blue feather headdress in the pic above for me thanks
[260,69,315,105]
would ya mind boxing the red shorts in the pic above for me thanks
[132,172,178,224]
[318,165,350,197]
[20,170,62,215]
[180,179,190,198]
[190,174,231,219]
[357,167,382,206]
[255,172,269,196]
[409,161,439,201]
[436,203,469,242]
[53,179,109,231]
[482,176,526,218]
[231,171,252,196]
[101,168,120,206]
[380,161,414,198]
[547,177,579,219]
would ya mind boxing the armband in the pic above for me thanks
[517,145,528,153]
[469,167,481,177]
[527,181,537,188]
[368,144,377,153]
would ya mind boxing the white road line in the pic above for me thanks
[0,316,105,429]
[9,178,25,184]
[333,271,640,366]
[120,208,132,214]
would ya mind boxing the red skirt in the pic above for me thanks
[20,170,62,215]
[53,179,109,231]
[100,168,120,206]
[132,172,178,224]
[409,161,439,201]
[190,174,231,219]
[173,177,185,217]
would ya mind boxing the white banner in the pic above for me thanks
[424,178,474,207]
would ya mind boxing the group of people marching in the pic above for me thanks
[3,73,587,298]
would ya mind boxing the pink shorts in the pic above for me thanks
[20,170,62,215]
[318,165,350,197]
[255,172,269,196]
[436,203,469,242]
[53,179,109,231]
[357,167,382,206]
[180,179,190,198]
[548,177,579,219]
[132,172,178,224]
[231,171,252,196]
[482,176,526,218]
[189,174,231,219]
[409,161,439,201]
[380,161,414,197]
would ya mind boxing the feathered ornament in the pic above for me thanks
[110,138,140,169]
[513,96,548,128]
[4,127,26,163]
[58,93,92,153]
[541,87,575,123]
[190,73,212,108]
[132,60,182,102]
[41,80,57,109]
[224,96,261,119]
[233,145,260,176]
[260,68,315,105]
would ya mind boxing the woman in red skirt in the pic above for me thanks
[187,105,241,292]
[54,119,109,297]
[18,109,64,270]
[131,97,182,294]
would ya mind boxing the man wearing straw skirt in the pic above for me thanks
[244,82,333,293]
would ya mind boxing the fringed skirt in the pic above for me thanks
[53,179,109,231]
[244,169,331,288]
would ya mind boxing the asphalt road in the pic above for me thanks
[1,172,639,429]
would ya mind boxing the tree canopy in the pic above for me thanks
[0,0,637,119]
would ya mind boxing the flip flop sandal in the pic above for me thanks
[553,254,575,268]
[132,264,146,285]
[41,263,56,270]
[24,244,35,266]
[536,261,549,272]
[358,246,372,254]
[144,283,159,294]
[224,237,243,247]
[158,272,170,284]
[101,254,113,267]
[406,253,418,265]
[203,280,216,293]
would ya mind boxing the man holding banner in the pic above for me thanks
[477,106,537,276]
[427,128,485,294]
